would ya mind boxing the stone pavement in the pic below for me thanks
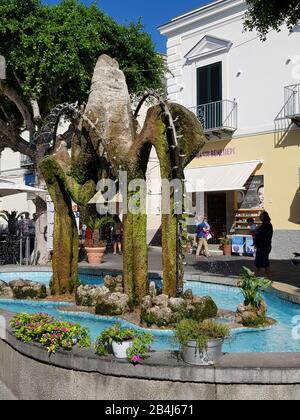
[78,246,300,289]
[0,381,17,400]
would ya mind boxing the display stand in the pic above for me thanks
[231,208,263,256]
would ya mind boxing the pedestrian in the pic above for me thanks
[247,217,257,242]
[112,216,123,256]
[196,215,211,258]
[254,211,273,279]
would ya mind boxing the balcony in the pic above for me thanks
[282,84,300,126]
[20,155,33,168]
[190,99,237,140]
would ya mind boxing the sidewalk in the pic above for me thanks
[0,381,17,400]
[80,246,300,289]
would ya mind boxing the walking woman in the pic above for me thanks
[254,211,273,279]
[196,216,211,258]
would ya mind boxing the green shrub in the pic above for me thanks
[10,313,91,354]
[95,322,153,364]
[239,267,271,308]
[174,319,230,351]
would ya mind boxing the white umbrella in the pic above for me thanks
[0,178,47,198]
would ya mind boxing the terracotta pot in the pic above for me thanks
[223,244,232,256]
[85,247,106,265]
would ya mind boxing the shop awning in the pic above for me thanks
[184,160,262,193]
[0,178,47,198]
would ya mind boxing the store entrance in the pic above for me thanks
[206,192,227,243]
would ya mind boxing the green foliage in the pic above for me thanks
[174,319,229,351]
[10,312,91,354]
[244,0,300,40]
[0,0,164,112]
[0,210,26,235]
[95,322,153,364]
[84,215,113,231]
[239,267,271,308]
[219,236,231,246]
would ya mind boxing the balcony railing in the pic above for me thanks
[283,84,300,121]
[20,154,33,168]
[190,99,237,136]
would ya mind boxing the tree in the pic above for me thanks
[244,0,300,40]
[0,210,25,236]
[0,0,164,279]
[41,55,205,302]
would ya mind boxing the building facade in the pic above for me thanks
[159,0,300,259]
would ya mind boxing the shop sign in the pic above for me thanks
[197,147,236,158]
[239,175,264,209]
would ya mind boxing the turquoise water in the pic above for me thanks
[0,272,300,352]
[0,272,163,289]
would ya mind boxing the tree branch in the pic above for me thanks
[0,80,35,139]
[0,118,35,159]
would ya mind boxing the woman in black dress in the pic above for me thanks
[254,211,273,279]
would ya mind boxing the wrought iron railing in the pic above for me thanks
[190,100,237,133]
[0,236,33,265]
[283,84,300,119]
[20,154,33,168]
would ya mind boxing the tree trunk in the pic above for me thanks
[40,158,79,295]
[50,180,79,295]
[32,196,49,265]
[161,211,178,298]
[123,210,148,305]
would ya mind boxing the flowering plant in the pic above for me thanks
[10,313,91,354]
[95,322,153,364]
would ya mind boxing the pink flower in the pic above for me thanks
[132,355,142,363]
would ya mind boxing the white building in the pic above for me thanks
[159,0,300,258]
[0,148,36,219]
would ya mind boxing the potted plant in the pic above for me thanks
[174,319,229,366]
[236,267,271,327]
[95,322,153,363]
[84,216,113,265]
[220,236,232,256]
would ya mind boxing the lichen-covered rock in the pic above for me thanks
[168,297,186,311]
[95,292,130,316]
[183,289,194,300]
[142,305,175,328]
[236,300,267,327]
[0,280,13,299]
[189,296,218,321]
[9,279,47,300]
[149,282,157,299]
[104,275,124,293]
[152,294,169,308]
[141,292,218,327]
[141,295,152,311]
[76,285,109,307]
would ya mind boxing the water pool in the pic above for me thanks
[0,272,163,289]
[0,273,299,353]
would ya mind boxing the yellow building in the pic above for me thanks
[185,128,300,258]
[159,0,300,258]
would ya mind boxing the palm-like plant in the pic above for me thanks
[84,216,113,247]
[238,267,271,308]
[0,210,26,236]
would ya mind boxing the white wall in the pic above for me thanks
[0,148,36,218]
[160,0,300,137]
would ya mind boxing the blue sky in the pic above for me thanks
[44,0,209,53]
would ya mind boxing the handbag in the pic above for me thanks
[206,232,212,241]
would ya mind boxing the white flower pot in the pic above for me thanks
[182,338,224,366]
[112,340,133,359]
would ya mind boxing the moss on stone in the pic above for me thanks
[95,302,123,316]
